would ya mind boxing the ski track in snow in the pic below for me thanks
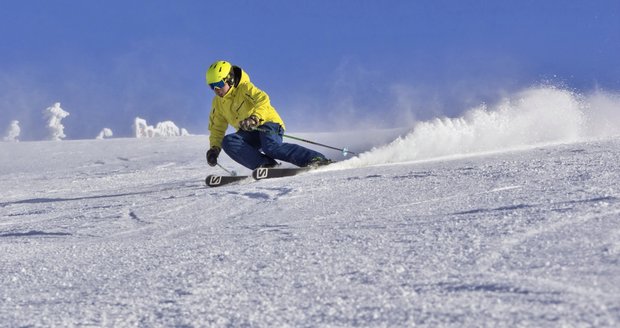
[1,135,620,327]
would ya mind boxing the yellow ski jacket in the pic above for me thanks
[208,67,285,149]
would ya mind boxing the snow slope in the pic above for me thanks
[1,133,619,327]
[2,86,620,326]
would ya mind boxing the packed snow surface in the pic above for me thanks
[1,134,619,326]
[2,86,620,326]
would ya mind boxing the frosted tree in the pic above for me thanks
[3,120,21,142]
[43,102,70,141]
[133,117,154,138]
[133,117,190,138]
[155,121,181,137]
[96,128,113,140]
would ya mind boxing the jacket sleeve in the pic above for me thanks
[208,100,228,149]
[239,82,272,124]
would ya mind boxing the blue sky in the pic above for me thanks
[1,0,619,140]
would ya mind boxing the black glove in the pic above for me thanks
[206,146,221,167]
[239,115,260,131]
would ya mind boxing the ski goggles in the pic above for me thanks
[209,80,226,90]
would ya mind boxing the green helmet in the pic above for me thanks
[206,61,234,88]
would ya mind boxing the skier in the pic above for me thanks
[205,60,331,170]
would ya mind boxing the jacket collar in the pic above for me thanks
[222,84,237,99]
[221,67,249,100]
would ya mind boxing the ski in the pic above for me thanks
[252,167,312,180]
[205,174,249,187]
[207,163,331,187]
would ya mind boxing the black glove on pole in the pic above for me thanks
[206,146,221,166]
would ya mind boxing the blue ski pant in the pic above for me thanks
[221,122,325,169]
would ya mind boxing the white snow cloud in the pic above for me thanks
[581,90,620,139]
[340,86,620,168]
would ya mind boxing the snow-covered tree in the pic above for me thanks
[155,121,181,137]
[43,102,70,141]
[133,117,153,138]
[96,128,113,140]
[133,117,190,138]
[3,120,21,142]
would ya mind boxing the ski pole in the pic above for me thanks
[217,163,238,176]
[253,127,356,156]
